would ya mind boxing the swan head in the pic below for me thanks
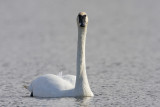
[77,12,88,28]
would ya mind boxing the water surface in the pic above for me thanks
[0,0,160,106]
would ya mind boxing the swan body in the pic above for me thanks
[28,74,76,97]
[26,12,94,97]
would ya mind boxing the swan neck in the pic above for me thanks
[76,27,87,79]
[75,26,93,96]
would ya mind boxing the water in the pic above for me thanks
[0,0,160,106]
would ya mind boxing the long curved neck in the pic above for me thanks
[75,26,93,96]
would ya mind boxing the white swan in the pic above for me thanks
[25,12,94,98]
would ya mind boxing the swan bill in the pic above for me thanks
[78,15,86,27]
[77,12,88,27]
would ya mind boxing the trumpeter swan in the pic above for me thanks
[25,12,94,97]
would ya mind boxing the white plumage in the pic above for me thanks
[28,74,76,97]
[26,12,94,97]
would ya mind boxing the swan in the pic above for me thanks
[25,12,94,98]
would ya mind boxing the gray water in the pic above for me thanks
[1,0,160,106]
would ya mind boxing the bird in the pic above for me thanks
[24,12,94,98]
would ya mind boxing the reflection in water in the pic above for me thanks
[75,97,92,107]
